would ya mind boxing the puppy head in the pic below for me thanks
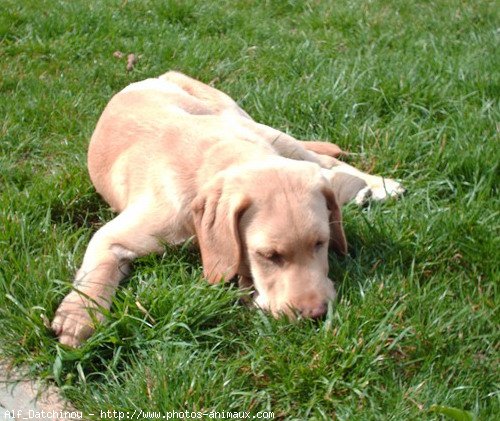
[192,159,346,319]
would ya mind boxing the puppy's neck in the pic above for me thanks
[197,140,275,186]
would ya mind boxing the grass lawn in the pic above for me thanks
[0,0,498,419]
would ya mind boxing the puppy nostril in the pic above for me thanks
[301,303,327,319]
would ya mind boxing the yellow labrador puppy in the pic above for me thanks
[52,71,404,347]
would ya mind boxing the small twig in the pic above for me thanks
[135,301,156,324]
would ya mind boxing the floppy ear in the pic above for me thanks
[322,185,348,256]
[191,176,251,284]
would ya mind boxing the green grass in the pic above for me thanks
[1,0,498,419]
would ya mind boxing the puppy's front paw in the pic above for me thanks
[370,177,406,200]
[355,186,373,206]
[51,291,103,347]
[365,177,406,202]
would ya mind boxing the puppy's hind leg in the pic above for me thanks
[159,71,251,118]
[52,202,165,347]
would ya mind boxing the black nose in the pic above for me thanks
[300,303,328,319]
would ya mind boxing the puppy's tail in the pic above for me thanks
[299,141,345,158]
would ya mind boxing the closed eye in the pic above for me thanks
[315,240,326,251]
[257,250,285,266]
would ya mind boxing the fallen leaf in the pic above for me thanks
[127,53,137,71]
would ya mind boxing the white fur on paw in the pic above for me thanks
[367,177,406,201]
[355,186,373,206]
[51,291,102,347]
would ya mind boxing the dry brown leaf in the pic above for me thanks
[126,53,137,71]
